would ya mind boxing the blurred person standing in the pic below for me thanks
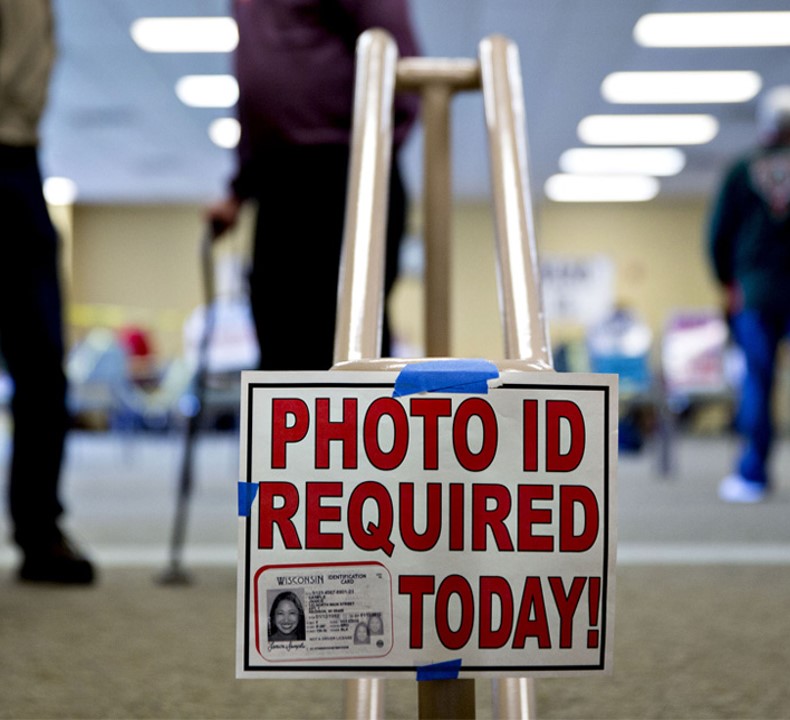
[207,0,420,370]
[708,86,790,504]
[0,0,94,582]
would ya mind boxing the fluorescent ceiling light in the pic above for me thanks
[131,17,238,53]
[602,71,762,104]
[175,75,238,108]
[559,148,686,176]
[43,176,78,205]
[545,174,659,203]
[634,12,790,47]
[578,114,718,145]
[209,118,240,148]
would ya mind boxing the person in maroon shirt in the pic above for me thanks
[207,0,421,370]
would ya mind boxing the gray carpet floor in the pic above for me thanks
[2,427,790,719]
[3,565,790,719]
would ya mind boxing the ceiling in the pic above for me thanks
[40,0,790,205]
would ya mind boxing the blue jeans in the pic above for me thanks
[731,309,790,486]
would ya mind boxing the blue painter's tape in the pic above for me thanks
[416,658,463,681]
[393,359,499,397]
[238,482,258,517]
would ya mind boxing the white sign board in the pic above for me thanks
[236,368,617,679]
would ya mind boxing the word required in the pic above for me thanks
[257,480,599,557]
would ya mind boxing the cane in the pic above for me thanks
[157,224,217,585]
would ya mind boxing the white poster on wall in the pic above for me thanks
[541,255,615,327]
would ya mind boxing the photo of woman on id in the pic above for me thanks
[268,590,306,642]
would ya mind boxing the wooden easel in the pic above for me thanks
[332,29,553,720]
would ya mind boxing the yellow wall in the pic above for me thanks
[61,197,722,364]
[66,203,253,357]
[390,197,722,361]
[538,199,720,343]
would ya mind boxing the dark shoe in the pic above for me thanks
[18,533,96,585]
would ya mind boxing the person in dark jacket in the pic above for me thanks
[708,85,790,503]
[0,0,94,582]
[206,0,420,370]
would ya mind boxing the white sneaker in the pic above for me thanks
[718,474,768,504]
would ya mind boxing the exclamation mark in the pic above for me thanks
[587,577,601,648]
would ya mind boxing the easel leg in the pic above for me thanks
[418,679,476,719]
[492,678,536,719]
[344,678,384,719]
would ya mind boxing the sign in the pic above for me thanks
[661,310,733,398]
[236,368,617,679]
